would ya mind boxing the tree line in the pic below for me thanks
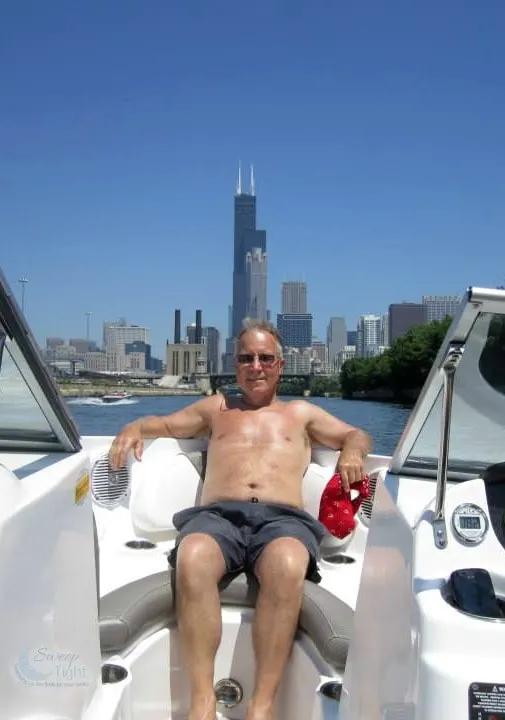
[278,376,340,397]
[340,317,453,401]
[340,313,505,401]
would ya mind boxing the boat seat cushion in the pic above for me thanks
[99,571,352,669]
[130,446,207,537]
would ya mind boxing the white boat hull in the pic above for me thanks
[0,436,390,719]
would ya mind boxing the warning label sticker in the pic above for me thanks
[469,683,505,719]
[75,473,90,505]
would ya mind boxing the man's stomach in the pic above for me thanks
[202,441,309,506]
[201,471,305,508]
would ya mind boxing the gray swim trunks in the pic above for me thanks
[168,500,326,583]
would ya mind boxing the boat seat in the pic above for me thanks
[129,444,333,540]
[99,570,352,669]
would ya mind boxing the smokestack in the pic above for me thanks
[174,309,181,344]
[195,309,202,345]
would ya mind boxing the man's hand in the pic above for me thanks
[109,423,144,469]
[336,448,365,492]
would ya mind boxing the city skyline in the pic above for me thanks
[36,162,463,367]
[42,285,462,361]
[33,173,466,360]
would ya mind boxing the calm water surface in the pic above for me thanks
[67,396,411,457]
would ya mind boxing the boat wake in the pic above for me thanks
[66,397,138,406]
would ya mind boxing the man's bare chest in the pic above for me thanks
[210,408,306,446]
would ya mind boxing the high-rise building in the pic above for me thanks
[347,330,357,346]
[203,326,220,373]
[245,248,267,320]
[326,317,347,368]
[103,321,149,350]
[356,315,382,358]
[422,295,460,322]
[282,281,307,314]
[312,340,330,373]
[276,313,313,349]
[388,303,427,345]
[231,164,267,337]
[381,314,389,347]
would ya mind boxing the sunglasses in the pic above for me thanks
[236,353,278,367]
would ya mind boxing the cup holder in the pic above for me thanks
[102,663,129,684]
[319,680,342,701]
[322,552,355,565]
[125,539,157,550]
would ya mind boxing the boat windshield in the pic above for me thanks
[0,268,81,452]
[392,288,505,479]
[0,338,57,442]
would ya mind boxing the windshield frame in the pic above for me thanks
[0,268,81,452]
[390,286,505,480]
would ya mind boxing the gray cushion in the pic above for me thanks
[99,571,352,668]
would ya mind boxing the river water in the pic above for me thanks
[66,396,412,457]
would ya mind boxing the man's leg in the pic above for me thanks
[175,533,227,720]
[248,537,309,720]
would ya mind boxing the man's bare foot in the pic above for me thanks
[246,698,274,720]
[188,694,216,720]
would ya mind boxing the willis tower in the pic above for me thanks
[231,163,267,337]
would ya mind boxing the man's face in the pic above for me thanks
[235,330,284,398]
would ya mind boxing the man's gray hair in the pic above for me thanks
[235,318,284,357]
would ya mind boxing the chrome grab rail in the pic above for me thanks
[433,344,465,549]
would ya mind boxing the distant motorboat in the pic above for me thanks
[101,391,132,403]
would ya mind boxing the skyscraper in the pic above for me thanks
[276,313,313,348]
[388,303,427,345]
[282,281,307,314]
[422,295,460,322]
[246,248,268,320]
[356,315,382,358]
[231,164,267,337]
[326,317,347,366]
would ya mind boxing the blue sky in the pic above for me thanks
[1,0,505,358]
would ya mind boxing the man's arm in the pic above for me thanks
[109,395,217,468]
[303,402,372,489]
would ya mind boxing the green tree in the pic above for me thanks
[340,317,452,400]
[278,377,306,396]
[310,376,340,396]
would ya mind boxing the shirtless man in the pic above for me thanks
[109,319,372,720]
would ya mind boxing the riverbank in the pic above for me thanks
[58,384,203,398]
[342,387,419,406]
